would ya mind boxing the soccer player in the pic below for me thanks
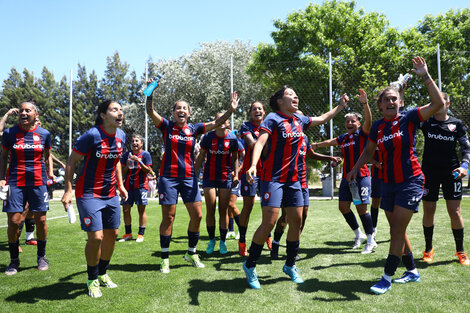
[420,92,470,265]
[146,85,238,273]
[119,134,152,243]
[243,86,348,289]
[237,101,266,256]
[1,100,53,275]
[313,89,376,254]
[195,114,239,254]
[347,56,445,295]
[61,100,128,298]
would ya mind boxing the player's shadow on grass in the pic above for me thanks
[312,258,385,271]
[4,282,84,303]
[0,241,10,251]
[297,278,371,301]
[187,276,283,306]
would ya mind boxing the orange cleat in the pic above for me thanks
[422,249,434,263]
[118,233,133,242]
[25,239,38,246]
[266,237,272,251]
[456,251,470,266]
[238,241,248,256]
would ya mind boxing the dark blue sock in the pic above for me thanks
[125,224,132,234]
[286,240,300,267]
[452,228,464,252]
[207,226,216,240]
[160,235,171,259]
[87,264,99,281]
[228,218,234,232]
[37,240,47,258]
[138,226,145,236]
[187,231,199,255]
[239,226,247,243]
[359,213,373,235]
[343,211,360,230]
[18,221,25,237]
[423,225,434,252]
[9,241,20,260]
[384,254,401,276]
[25,218,35,232]
[245,242,263,268]
[370,207,379,228]
[98,259,110,275]
[402,252,416,271]
[234,215,240,228]
[220,228,228,242]
[274,231,284,243]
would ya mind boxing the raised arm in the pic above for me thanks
[411,56,445,120]
[357,89,372,133]
[145,87,163,127]
[0,108,18,136]
[310,94,348,126]
[204,92,239,133]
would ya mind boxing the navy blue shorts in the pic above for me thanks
[231,182,240,196]
[302,187,309,207]
[381,175,424,212]
[371,177,383,199]
[260,180,303,208]
[3,185,49,213]
[423,168,462,201]
[121,187,149,206]
[76,196,121,232]
[338,177,371,205]
[240,174,259,197]
[202,179,232,189]
[158,176,201,205]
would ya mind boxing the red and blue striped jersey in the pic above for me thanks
[336,128,370,178]
[200,131,239,182]
[260,112,313,183]
[368,108,424,184]
[121,150,152,190]
[73,125,126,198]
[1,124,51,187]
[240,121,262,175]
[298,134,311,188]
[156,118,205,178]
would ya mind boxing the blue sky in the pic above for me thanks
[0,0,468,83]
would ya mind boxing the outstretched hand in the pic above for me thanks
[411,56,429,78]
[356,89,368,105]
[229,92,240,112]
[340,93,349,108]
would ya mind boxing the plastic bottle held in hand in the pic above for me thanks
[67,204,76,224]
[143,74,163,96]
[0,185,9,201]
[349,180,362,205]
[452,170,459,180]
[47,176,64,186]
[390,73,412,92]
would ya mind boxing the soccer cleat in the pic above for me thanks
[5,259,19,276]
[372,228,377,240]
[422,248,434,263]
[184,252,205,268]
[270,242,279,260]
[282,264,304,283]
[238,242,248,256]
[235,232,240,240]
[136,235,144,243]
[206,239,216,254]
[295,254,301,261]
[118,234,133,242]
[370,277,392,294]
[219,241,228,254]
[98,273,118,288]
[87,279,102,298]
[160,258,170,273]
[25,239,38,246]
[352,233,367,249]
[361,241,378,254]
[243,261,260,289]
[456,251,470,266]
[393,271,421,284]
[37,256,49,271]
[226,231,236,239]
[266,237,273,250]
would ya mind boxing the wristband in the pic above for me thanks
[461,162,469,170]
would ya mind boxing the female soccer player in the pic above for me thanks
[227,134,245,239]
[195,114,239,254]
[1,100,53,275]
[146,86,238,273]
[420,92,470,265]
[314,89,376,254]
[61,100,127,298]
[119,134,152,243]
[347,56,445,295]
[237,101,266,256]
[243,86,348,289]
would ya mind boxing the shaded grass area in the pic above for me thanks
[1,198,470,312]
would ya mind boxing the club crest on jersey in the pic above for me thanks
[349,134,353,139]
[101,143,107,148]
[224,141,229,148]
[263,192,271,200]
[33,135,40,141]
[84,217,92,227]
[117,142,122,148]
[293,120,299,127]
[184,128,191,135]
[448,124,456,132]
[392,121,398,126]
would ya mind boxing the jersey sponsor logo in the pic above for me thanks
[282,131,302,138]
[13,143,44,149]
[341,141,355,148]
[209,149,230,155]
[169,134,193,141]
[95,151,123,159]
[377,131,404,144]
[427,132,454,142]
[84,216,92,227]
[448,124,456,132]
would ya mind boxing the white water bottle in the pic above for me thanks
[349,180,362,205]
[67,204,76,224]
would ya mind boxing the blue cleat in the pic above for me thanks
[370,277,392,294]
[392,271,421,284]
[219,241,228,254]
[243,261,260,289]
[282,264,304,283]
[206,239,216,254]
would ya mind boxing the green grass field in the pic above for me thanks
[1,198,470,312]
